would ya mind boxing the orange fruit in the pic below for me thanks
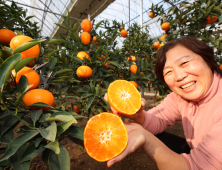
[131,56,137,61]
[16,67,40,90]
[81,32,91,45]
[76,65,93,78]
[0,29,16,44]
[73,106,80,114]
[81,19,93,32]
[219,64,222,70]
[10,35,40,59]
[119,26,123,31]
[150,56,154,61]
[159,43,164,47]
[161,22,170,31]
[129,81,138,89]
[98,55,106,60]
[160,34,168,40]
[77,51,91,60]
[107,80,141,115]
[84,112,128,162]
[93,36,97,41]
[23,89,55,110]
[148,12,155,18]
[153,42,161,50]
[9,69,16,87]
[120,30,127,37]
[130,64,139,74]
[148,81,151,84]
[105,62,110,67]
[205,15,217,25]
[127,57,131,61]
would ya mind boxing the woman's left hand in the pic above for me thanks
[107,122,147,167]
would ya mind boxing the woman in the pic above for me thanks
[104,36,222,169]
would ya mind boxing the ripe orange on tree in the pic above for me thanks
[0,29,16,44]
[148,12,155,18]
[107,80,141,115]
[119,26,123,31]
[120,30,128,37]
[130,64,139,74]
[153,42,161,50]
[16,66,40,90]
[76,65,93,78]
[150,56,154,61]
[205,15,217,25]
[131,56,137,61]
[148,81,151,84]
[84,112,128,162]
[98,55,106,60]
[127,57,131,61]
[10,35,40,58]
[73,106,80,114]
[81,32,91,45]
[105,62,110,68]
[219,64,222,70]
[129,81,138,89]
[93,36,97,41]
[77,51,91,60]
[81,19,93,32]
[160,34,168,40]
[23,89,55,110]
[159,43,164,48]
[161,22,170,31]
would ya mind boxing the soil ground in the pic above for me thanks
[30,93,186,170]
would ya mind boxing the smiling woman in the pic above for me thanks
[104,36,222,170]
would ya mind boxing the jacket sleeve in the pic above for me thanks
[181,117,222,169]
[142,92,182,135]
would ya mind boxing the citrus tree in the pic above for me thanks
[0,2,85,170]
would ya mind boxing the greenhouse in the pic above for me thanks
[0,0,222,169]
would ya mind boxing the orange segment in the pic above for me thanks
[107,80,141,115]
[84,112,128,162]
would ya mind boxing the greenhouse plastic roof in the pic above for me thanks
[6,0,191,40]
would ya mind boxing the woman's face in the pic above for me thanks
[163,44,213,101]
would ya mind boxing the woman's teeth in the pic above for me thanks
[181,81,196,89]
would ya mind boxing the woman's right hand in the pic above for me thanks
[104,93,146,126]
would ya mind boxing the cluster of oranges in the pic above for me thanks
[80,19,93,45]
[0,29,56,111]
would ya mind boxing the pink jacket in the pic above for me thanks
[143,72,222,169]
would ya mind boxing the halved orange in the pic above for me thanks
[84,112,128,162]
[107,80,141,115]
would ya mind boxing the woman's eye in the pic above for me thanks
[165,71,171,75]
[181,61,188,66]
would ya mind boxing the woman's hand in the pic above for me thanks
[107,122,147,167]
[104,93,146,125]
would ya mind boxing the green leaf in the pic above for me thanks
[63,95,80,100]
[44,140,60,154]
[54,69,73,77]
[90,81,96,94]
[15,30,23,35]
[45,39,66,45]
[19,143,45,163]
[31,109,42,127]
[48,145,70,170]
[0,130,39,162]
[17,75,28,92]
[47,49,61,58]
[43,112,77,123]
[95,84,99,96]
[1,128,14,143]
[64,125,83,140]
[41,148,50,164]
[13,39,46,54]
[0,112,26,137]
[39,122,57,142]
[80,93,93,99]
[15,85,33,107]
[86,97,94,110]
[95,20,103,30]
[55,23,69,30]
[109,61,119,67]
[9,145,31,170]
[0,112,11,121]
[28,102,54,109]
[0,53,21,96]
[73,21,79,32]
[14,57,37,72]
[57,119,76,137]
[46,57,57,73]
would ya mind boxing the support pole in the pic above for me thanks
[88,0,91,20]
[140,0,143,32]
[129,0,130,57]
